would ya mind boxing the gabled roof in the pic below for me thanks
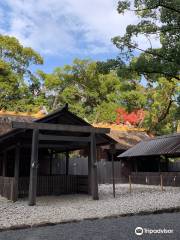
[0,104,115,149]
[0,105,87,140]
[118,133,180,158]
[0,110,46,136]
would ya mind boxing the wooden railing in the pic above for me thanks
[0,176,15,201]
[131,172,180,186]
[18,175,88,197]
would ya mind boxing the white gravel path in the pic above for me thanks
[0,184,180,229]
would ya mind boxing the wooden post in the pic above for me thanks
[129,175,132,193]
[49,150,53,176]
[88,143,92,195]
[165,156,169,171]
[91,133,99,200]
[28,129,39,206]
[135,159,138,172]
[111,144,116,198]
[158,159,161,172]
[13,145,20,202]
[2,151,7,177]
[66,151,69,176]
[160,174,163,192]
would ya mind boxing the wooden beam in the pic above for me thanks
[28,129,39,206]
[13,144,20,202]
[21,143,88,153]
[91,133,99,200]
[12,121,110,134]
[0,145,16,154]
[39,134,91,142]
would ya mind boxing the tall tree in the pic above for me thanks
[0,35,44,111]
[39,59,123,121]
[143,77,179,134]
[113,0,180,81]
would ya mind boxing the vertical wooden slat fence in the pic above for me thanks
[131,172,180,186]
[97,161,127,184]
[0,176,15,201]
[18,175,88,198]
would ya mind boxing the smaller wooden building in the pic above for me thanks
[118,133,180,186]
[0,105,115,205]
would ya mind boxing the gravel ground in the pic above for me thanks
[0,184,180,229]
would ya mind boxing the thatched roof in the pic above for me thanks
[108,130,150,150]
[0,111,44,136]
[93,123,151,150]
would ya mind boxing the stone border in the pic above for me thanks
[0,207,180,232]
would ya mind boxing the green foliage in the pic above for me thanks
[39,59,123,122]
[113,0,180,81]
[93,102,119,123]
[143,77,179,134]
[0,35,44,111]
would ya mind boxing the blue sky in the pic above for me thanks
[0,0,159,73]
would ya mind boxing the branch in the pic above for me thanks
[159,2,180,14]
[148,92,175,132]
[142,70,180,81]
[158,99,173,123]
[126,2,180,14]
[126,42,180,68]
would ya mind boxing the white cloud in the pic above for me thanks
[0,0,158,57]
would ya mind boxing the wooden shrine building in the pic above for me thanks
[0,105,115,205]
[118,133,180,186]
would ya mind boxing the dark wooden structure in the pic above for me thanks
[118,133,180,186]
[0,105,115,205]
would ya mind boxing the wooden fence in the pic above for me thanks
[131,172,180,186]
[18,175,88,197]
[68,158,180,186]
[0,176,15,200]
[69,157,125,184]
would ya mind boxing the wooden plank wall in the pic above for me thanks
[0,176,15,201]
[18,175,88,197]
[97,161,127,184]
[68,157,126,184]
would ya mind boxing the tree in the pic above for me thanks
[40,59,123,121]
[0,35,44,111]
[143,77,179,134]
[116,108,145,126]
[113,0,180,81]
[37,56,179,134]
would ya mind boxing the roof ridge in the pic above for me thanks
[152,133,180,140]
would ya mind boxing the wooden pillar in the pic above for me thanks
[134,159,138,172]
[165,156,169,171]
[91,132,99,200]
[158,158,161,172]
[2,151,7,177]
[49,150,53,176]
[66,151,69,176]
[111,144,116,198]
[28,129,39,206]
[88,143,92,194]
[13,145,20,202]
